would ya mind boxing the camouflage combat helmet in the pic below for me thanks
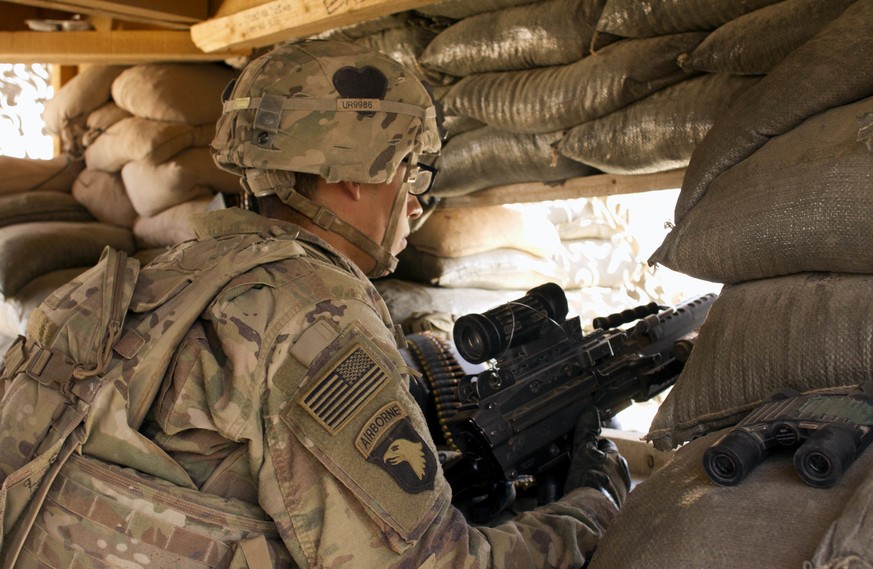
[212,39,442,277]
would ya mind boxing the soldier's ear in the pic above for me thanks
[338,180,363,201]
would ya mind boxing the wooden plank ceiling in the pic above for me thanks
[0,0,439,63]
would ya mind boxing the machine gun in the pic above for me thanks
[438,282,716,522]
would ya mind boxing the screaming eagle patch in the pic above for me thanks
[357,401,436,494]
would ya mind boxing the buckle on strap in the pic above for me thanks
[24,346,76,388]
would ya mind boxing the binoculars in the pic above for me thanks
[703,386,873,488]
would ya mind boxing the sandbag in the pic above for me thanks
[85,102,132,132]
[809,465,873,568]
[559,74,760,175]
[0,267,88,338]
[415,0,538,20]
[432,126,594,197]
[420,0,617,76]
[0,191,92,228]
[111,63,238,125]
[0,221,135,297]
[42,65,127,136]
[132,196,213,248]
[675,0,873,222]
[588,427,873,569]
[596,0,784,37]
[649,96,873,284]
[681,0,858,75]
[352,21,448,86]
[396,247,569,290]
[0,155,80,195]
[408,205,564,259]
[646,273,873,451]
[84,117,200,173]
[441,33,705,134]
[72,169,137,227]
[121,147,238,217]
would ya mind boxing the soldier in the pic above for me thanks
[0,40,629,568]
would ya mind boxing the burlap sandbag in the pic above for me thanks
[84,117,199,173]
[132,196,213,248]
[809,464,873,568]
[0,267,88,338]
[42,65,127,136]
[596,0,784,37]
[121,147,238,217]
[558,74,760,175]
[415,0,537,20]
[0,221,135,297]
[675,0,873,222]
[72,169,137,227]
[396,247,569,290]
[352,21,448,86]
[588,427,873,569]
[650,96,873,284]
[441,33,705,134]
[0,191,93,228]
[408,205,564,259]
[0,155,81,196]
[432,126,595,197]
[420,0,618,76]
[82,102,134,149]
[681,0,858,75]
[111,63,238,125]
[646,273,873,451]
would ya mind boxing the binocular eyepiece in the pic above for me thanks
[453,282,568,364]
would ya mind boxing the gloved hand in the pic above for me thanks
[563,407,631,508]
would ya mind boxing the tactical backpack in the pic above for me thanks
[0,226,307,568]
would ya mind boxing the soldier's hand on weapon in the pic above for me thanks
[563,407,631,507]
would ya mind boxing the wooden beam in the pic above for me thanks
[438,169,687,209]
[191,0,440,52]
[0,30,249,64]
[3,1,208,28]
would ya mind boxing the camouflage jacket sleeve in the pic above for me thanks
[259,288,618,569]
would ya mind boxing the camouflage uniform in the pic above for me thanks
[1,40,618,568]
[146,206,618,568]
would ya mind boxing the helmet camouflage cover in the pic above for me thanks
[212,39,442,185]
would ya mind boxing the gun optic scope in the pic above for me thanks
[453,282,568,364]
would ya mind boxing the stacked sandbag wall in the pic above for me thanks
[0,63,240,341]
[586,1,873,567]
[81,63,240,249]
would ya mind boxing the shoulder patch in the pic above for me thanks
[299,342,389,435]
[357,402,436,494]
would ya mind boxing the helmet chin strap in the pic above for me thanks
[243,169,406,278]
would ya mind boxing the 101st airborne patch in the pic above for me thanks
[356,401,437,494]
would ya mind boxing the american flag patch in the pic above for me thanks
[301,343,390,435]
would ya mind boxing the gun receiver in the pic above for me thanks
[703,383,873,488]
[445,283,716,519]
